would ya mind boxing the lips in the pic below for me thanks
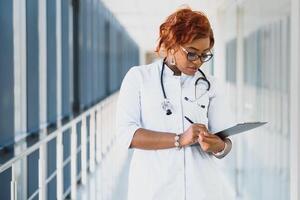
[187,67,197,73]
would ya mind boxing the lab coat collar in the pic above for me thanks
[161,59,177,77]
[157,59,201,82]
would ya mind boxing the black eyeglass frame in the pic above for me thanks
[180,46,213,63]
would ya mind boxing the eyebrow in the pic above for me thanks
[187,46,210,53]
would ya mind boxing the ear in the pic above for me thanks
[158,43,167,57]
[170,49,175,55]
[169,45,180,54]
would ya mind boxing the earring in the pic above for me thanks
[168,49,176,66]
[170,56,176,65]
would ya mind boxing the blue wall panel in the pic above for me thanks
[47,176,57,200]
[61,0,72,118]
[97,11,106,100]
[63,162,71,193]
[104,21,110,95]
[47,138,57,177]
[0,0,14,147]
[0,1,14,198]
[79,0,87,110]
[47,0,57,124]
[86,0,92,107]
[63,129,71,160]
[92,1,98,103]
[109,25,117,93]
[0,168,11,200]
[27,150,39,198]
[26,0,40,134]
[25,0,57,198]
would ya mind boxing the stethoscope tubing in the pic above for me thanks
[160,59,211,115]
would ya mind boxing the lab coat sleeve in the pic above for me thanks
[207,78,236,134]
[212,138,232,159]
[116,67,142,149]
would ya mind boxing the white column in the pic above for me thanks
[71,123,77,200]
[39,0,48,130]
[235,5,244,198]
[290,0,300,199]
[38,144,47,200]
[81,115,87,185]
[56,0,62,124]
[38,1,48,200]
[56,1,64,197]
[96,106,102,163]
[13,0,27,199]
[56,131,64,200]
[55,2,64,197]
[89,111,96,172]
[13,143,27,200]
[13,0,27,141]
[10,163,17,200]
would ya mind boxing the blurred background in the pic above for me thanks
[0,0,299,199]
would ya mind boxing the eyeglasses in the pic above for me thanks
[180,46,213,63]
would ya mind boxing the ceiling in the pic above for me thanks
[101,0,221,52]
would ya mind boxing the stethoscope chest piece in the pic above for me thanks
[160,58,210,115]
[161,98,172,115]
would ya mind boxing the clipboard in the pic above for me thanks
[213,121,267,139]
[191,122,267,147]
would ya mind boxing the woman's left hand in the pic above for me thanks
[197,132,225,153]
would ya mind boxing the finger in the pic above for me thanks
[203,131,209,136]
[199,131,205,138]
[199,131,217,138]
[204,133,217,138]
[192,128,200,136]
[200,127,209,135]
[193,138,198,143]
[198,132,209,142]
[198,134,204,142]
[193,128,205,136]
[200,129,211,137]
[198,129,206,136]
[199,136,218,144]
[194,123,208,130]
[198,135,208,143]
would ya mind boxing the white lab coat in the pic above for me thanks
[116,59,236,200]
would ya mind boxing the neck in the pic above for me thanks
[165,60,181,76]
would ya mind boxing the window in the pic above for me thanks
[61,0,72,119]
[26,0,40,134]
[244,32,259,86]
[0,0,14,199]
[225,38,237,83]
[25,0,41,198]
[47,0,57,125]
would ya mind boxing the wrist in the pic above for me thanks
[174,134,181,149]
[213,138,232,158]
[178,133,188,147]
[213,140,226,154]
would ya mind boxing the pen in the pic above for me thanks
[184,116,194,124]
[184,116,200,147]
[184,116,209,137]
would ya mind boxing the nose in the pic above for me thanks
[192,58,202,68]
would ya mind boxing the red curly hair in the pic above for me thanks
[156,8,214,53]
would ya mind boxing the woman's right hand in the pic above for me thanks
[179,124,208,147]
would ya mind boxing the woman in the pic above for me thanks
[116,8,235,200]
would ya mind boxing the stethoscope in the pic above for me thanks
[161,59,211,115]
